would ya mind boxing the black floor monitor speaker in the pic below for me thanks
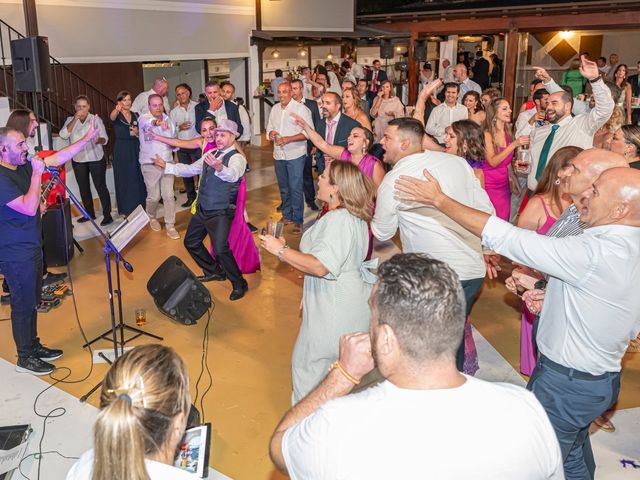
[10,36,51,93]
[42,198,74,267]
[413,40,427,62]
[380,40,394,59]
[147,256,211,325]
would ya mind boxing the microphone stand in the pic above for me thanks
[44,166,163,403]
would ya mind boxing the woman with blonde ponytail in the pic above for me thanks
[66,345,193,480]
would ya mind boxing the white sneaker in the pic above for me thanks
[149,219,161,231]
[166,227,180,240]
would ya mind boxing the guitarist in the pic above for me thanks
[0,118,99,375]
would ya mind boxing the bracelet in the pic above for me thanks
[329,361,361,385]
[276,244,289,261]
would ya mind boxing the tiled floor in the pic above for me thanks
[0,144,638,479]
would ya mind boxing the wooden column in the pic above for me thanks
[408,31,418,106]
[23,0,39,36]
[503,30,521,108]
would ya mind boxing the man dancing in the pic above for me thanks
[0,119,99,375]
[153,119,248,301]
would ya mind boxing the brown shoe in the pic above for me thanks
[279,217,294,225]
[292,223,302,235]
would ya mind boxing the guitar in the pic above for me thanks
[41,173,58,206]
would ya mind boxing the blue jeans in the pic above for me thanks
[455,277,484,371]
[274,156,305,224]
[527,355,620,480]
[0,252,43,358]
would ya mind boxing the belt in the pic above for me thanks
[538,355,617,381]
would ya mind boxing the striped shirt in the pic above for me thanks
[545,204,585,238]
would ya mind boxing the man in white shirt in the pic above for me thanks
[425,82,468,143]
[58,95,111,225]
[169,83,199,208]
[527,56,614,192]
[372,117,494,372]
[394,155,640,480]
[154,119,249,301]
[453,63,482,103]
[266,82,313,235]
[440,58,455,83]
[131,78,170,115]
[138,94,179,240]
[270,253,563,480]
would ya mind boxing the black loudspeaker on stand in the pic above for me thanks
[380,39,394,60]
[147,256,211,326]
[10,36,51,93]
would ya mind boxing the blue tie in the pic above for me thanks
[536,124,560,181]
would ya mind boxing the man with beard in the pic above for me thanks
[269,254,563,479]
[314,92,360,174]
[0,120,99,374]
[527,55,614,192]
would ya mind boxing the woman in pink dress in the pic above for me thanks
[150,117,260,274]
[507,147,576,375]
[483,98,530,220]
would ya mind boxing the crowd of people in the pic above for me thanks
[1,45,639,479]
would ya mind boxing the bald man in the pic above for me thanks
[453,63,481,103]
[131,78,171,115]
[394,149,640,479]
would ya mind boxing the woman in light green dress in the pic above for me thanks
[260,161,377,404]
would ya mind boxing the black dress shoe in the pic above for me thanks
[181,200,195,208]
[16,356,55,375]
[42,271,67,286]
[77,216,95,223]
[229,279,248,301]
[100,216,114,226]
[197,272,227,282]
[33,343,63,361]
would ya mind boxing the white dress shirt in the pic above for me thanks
[527,78,614,191]
[515,107,537,137]
[266,100,312,160]
[458,78,482,103]
[372,151,495,281]
[327,71,342,95]
[131,88,171,115]
[441,65,455,83]
[164,145,246,183]
[169,100,198,140]
[425,103,468,143]
[58,113,108,163]
[482,216,640,374]
[137,113,176,165]
[237,104,252,142]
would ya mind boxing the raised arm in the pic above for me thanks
[43,116,101,167]
[291,112,345,160]
[149,131,202,149]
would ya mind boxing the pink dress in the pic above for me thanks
[520,196,556,375]
[202,141,260,274]
[483,135,513,220]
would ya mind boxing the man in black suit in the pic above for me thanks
[628,61,640,125]
[291,79,322,210]
[365,59,389,107]
[315,92,361,174]
[195,81,243,136]
[472,50,491,90]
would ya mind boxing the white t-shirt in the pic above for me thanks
[282,376,563,480]
[66,449,195,480]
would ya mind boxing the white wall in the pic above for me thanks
[261,0,354,32]
[0,0,255,62]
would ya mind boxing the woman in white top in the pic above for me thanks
[66,345,194,480]
[235,97,252,146]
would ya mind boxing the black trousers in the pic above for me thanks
[72,158,111,219]
[184,207,244,288]
[0,252,43,358]
[177,148,200,202]
[302,152,316,207]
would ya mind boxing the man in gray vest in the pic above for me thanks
[154,119,248,300]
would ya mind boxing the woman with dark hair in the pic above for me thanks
[444,120,486,187]
[462,91,485,125]
[506,146,579,376]
[483,97,530,220]
[66,345,193,479]
[612,64,633,124]
[109,90,147,216]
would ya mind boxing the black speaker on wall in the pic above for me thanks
[42,198,74,266]
[147,256,212,325]
[380,40,394,59]
[10,36,51,93]
[413,40,427,61]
